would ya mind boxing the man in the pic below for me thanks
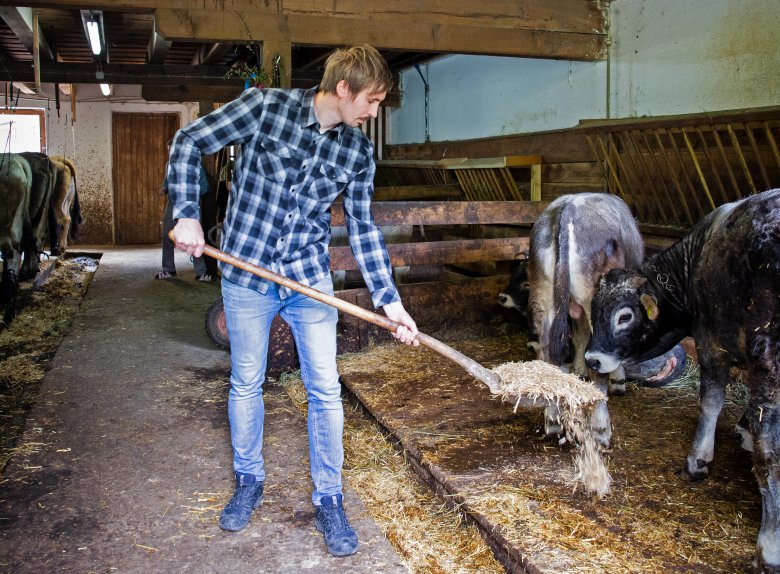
[155,140,217,282]
[167,45,419,557]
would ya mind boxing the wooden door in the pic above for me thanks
[112,113,179,244]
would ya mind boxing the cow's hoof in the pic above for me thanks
[608,381,626,397]
[591,427,611,449]
[679,457,710,481]
[753,556,780,574]
[544,420,563,438]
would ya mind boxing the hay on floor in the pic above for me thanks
[492,360,611,497]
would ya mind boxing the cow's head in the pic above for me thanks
[498,258,530,313]
[585,268,685,375]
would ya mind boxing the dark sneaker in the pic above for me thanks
[219,472,264,532]
[315,494,358,556]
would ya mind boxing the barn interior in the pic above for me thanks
[1,1,779,573]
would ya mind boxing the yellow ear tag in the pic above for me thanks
[647,307,654,320]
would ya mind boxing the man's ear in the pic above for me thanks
[640,293,660,321]
[335,80,350,99]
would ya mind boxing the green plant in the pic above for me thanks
[224,62,273,87]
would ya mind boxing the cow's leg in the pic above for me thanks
[0,250,21,325]
[569,306,589,378]
[749,378,780,574]
[607,365,627,397]
[588,374,612,449]
[735,410,754,453]
[682,355,728,480]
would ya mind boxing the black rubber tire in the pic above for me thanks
[205,296,230,351]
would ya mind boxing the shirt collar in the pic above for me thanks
[300,86,345,142]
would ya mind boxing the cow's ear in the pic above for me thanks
[628,275,648,289]
[640,293,660,321]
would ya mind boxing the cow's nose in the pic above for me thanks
[586,357,601,372]
[498,293,508,305]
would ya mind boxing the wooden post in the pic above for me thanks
[530,164,542,201]
[70,84,77,122]
[32,11,40,93]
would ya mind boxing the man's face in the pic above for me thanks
[337,82,386,127]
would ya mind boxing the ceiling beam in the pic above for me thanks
[147,20,171,64]
[0,61,244,86]
[191,42,233,65]
[0,6,55,94]
[14,1,606,35]
[15,1,607,60]
[0,6,55,61]
[154,9,605,61]
[142,84,243,102]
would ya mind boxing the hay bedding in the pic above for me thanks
[0,256,98,471]
[335,337,759,574]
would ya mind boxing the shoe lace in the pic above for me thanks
[321,503,349,534]
[230,483,259,506]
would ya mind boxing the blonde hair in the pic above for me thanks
[319,44,393,96]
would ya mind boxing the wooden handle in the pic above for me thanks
[171,231,548,402]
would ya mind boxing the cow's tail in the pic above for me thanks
[69,166,83,240]
[549,202,574,366]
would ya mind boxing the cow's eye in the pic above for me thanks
[613,308,634,331]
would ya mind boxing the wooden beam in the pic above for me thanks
[372,184,463,201]
[385,130,595,165]
[330,201,547,227]
[378,156,543,170]
[155,8,606,61]
[32,11,41,92]
[142,84,244,102]
[147,20,172,64]
[0,61,243,86]
[18,1,606,36]
[330,237,530,271]
[0,6,55,61]
[191,42,233,65]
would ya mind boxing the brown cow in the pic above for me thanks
[49,156,82,256]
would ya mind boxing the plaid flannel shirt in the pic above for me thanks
[167,87,399,308]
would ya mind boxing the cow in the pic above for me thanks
[526,193,645,445]
[584,189,780,574]
[49,156,82,256]
[19,152,56,280]
[0,153,33,324]
[498,256,688,384]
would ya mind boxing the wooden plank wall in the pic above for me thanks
[383,128,605,204]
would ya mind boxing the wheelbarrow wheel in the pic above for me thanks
[205,296,230,351]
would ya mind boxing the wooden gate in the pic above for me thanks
[112,112,179,244]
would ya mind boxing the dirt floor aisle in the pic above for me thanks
[0,246,406,574]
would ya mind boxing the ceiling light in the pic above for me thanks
[100,83,111,96]
[87,20,102,55]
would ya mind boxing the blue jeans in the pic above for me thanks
[221,276,343,505]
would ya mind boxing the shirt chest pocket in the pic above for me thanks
[257,137,295,183]
[316,161,355,200]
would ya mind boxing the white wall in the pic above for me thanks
[391,56,606,144]
[390,0,780,144]
[8,84,197,243]
[609,0,780,117]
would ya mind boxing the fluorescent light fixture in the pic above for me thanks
[87,20,102,55]
[100,83,111,96]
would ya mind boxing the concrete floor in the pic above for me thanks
[0,246,407,574]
